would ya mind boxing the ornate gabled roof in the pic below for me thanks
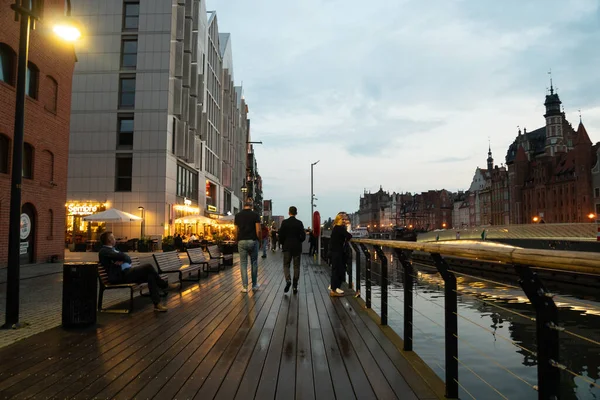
[575,122,591,146]
[506,126,546,163]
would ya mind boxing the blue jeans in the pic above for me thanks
[262,238,268,256]
[238,239,258,288]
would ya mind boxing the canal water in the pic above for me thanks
[355,253,600,400]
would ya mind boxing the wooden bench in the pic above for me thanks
[208,245,234,268]
[97,257,168,313]
[186,247,221,274]
[153,251,202,286]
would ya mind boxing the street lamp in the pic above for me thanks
[587,213,596,221]
[138,207,145,238]
[532,216,539,223]
[4,0,82,329]
[311,160,319,223]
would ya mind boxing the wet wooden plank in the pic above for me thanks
[294,267,316,400]
[306,265,358,400]
[274,281,299,400]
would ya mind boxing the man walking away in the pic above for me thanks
[261,223,269,258]
[234,198,261,292]
[98,232,177,312]
[279,206,306,294]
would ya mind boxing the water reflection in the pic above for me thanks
[354,251,600,400]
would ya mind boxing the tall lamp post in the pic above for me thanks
[138,207,145,238]
[311,160,320,263]
[3,0,81,329]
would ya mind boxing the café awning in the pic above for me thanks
[174,214,216,225]
[83,208,142,222]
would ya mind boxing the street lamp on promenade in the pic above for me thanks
[138,207,145,238]
[310,160,319,224]
[3,0,82,329]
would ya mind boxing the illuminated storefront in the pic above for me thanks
[65,202,106,244]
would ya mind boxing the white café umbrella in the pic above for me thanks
[83,208,143,235]
[83,208,143,222]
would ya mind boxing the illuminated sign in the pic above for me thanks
[184,198,192,206]
[66,203,105,216]
[207,205,217,212]
[173,203,200,214]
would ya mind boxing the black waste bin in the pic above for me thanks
[62,262,98,328]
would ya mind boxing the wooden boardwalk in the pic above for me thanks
[0,251,439,399]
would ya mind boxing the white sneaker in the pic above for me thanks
[241,287,248,293]
[335,288,344,294]
[252,285,260,291]
[328,285,331,291]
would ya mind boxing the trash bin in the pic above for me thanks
[62,262,98,328]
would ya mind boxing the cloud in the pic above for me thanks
[208,0,600,224]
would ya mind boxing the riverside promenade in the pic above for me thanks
[0,250,440,399]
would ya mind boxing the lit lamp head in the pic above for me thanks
[532,216,539,223]
[52,21,81,42]
[588,213,596,220]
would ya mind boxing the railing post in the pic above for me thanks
[359,244,371,308]
[346,243,353,290]
[515,264,560,400]
[431,253,459,399]
[351,242,361,297]
[373,245,388,326]
[395,249,414,351]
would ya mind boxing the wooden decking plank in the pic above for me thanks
[27,268,241,399]
[195,263,285,399]
[173,265,281,398]
[294,263,316,400]
[306,263,357,400]
[214,263,286,400]
[314,268,417,399]
[241,277,291,400]
[274,279,299,400]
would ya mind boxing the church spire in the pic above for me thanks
[487,142,494,171]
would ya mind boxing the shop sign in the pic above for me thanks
[207,205,217,212]
[184,198,192,206]
[19,242,28,255]
[20,213,31,240]
[66,203,104,216]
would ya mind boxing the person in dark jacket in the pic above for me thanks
[278,206,306,294]
[308,228,317,256]
[328,212,352,297]
[98,231,176,312]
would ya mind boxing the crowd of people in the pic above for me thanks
[97,197,353,312]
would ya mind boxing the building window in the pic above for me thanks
[23,142,33,179]
[45,76,58,112]
[0,43,16,85]
[41,149,54,182]
[121,39,138,69]
[0,134,9,173]
[115,154,133,192]
[26,62,39,99]
[119,76,135,109]
[595,188,600,198]
[176,164,198,200]
[117,115,134,149]
[123,1,140,31]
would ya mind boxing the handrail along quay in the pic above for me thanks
[342,238,600,400]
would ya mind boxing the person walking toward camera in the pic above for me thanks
[279,206,306,294]
[328,212,352,297]
[234,198,261,292]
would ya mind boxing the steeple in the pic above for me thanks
[487,143,494,171]
[543,72,565,156]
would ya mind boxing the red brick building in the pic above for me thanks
[0,0,75,265]
[506,86,595,224]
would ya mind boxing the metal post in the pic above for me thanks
[311,160,319,264]
[351,242,361,297]
[431,253,459,399]
[373,245,388,326]
[396,249,414,351]
[347,243,353,289]
[359,244,371,308]
[4,3,32,329]
[515,264,560,400]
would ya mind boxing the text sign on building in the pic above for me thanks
[20,214,31,240]
[66,203,105,216]
[207,205,217,212]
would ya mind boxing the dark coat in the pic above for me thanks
[98,246,132,283]
[278,216,306,255]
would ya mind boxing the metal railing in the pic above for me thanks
[321,237,600,399]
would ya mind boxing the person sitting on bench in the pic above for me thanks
[98,231,176,312]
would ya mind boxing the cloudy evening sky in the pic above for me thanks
[208,0,600,225]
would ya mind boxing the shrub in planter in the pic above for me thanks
[138,236,152,252]
[162,235,175,252]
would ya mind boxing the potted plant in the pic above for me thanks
[137,236,152,252]
[162,235,175,252]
